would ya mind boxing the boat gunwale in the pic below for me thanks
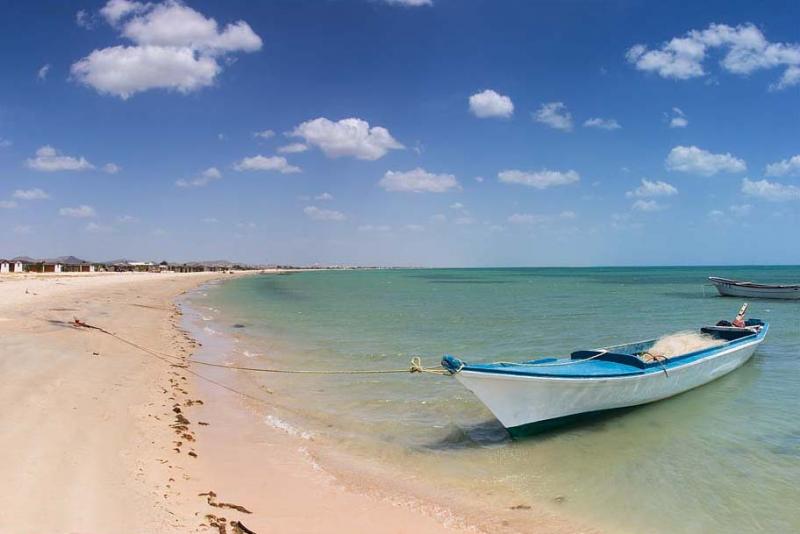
[456,324,768,381]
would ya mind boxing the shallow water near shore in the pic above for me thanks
[185,267,800,533]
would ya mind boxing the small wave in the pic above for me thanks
[243,350,262,358]
[265,415,312,440]
[203,326,219,336]
[297,446,325,472]
[201,315,214,321]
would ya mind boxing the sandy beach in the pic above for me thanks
[0,271,583,534]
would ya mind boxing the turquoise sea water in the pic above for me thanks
[188,267,800,533]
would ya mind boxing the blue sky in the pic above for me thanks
[1,0,800,266]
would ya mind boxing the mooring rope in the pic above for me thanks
[71,319,450,375]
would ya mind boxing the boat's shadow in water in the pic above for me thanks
[425,405,654,450]
[424,407,647,450]
[507,406,642,440]
[423,419,511,450]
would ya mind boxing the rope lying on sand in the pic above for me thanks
[71,318,450,376]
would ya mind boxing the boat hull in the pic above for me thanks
[455,338,761,432]
[711,280,800,300]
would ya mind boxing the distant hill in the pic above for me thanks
[46,256,89,264]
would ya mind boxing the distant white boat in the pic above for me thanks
[442,314,768,436]
[709,276,800,300]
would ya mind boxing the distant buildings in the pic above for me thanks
[0,256,249,274]
[1,259,31,273]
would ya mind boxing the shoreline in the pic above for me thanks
[0,271,592,533]
[179,275,597,534]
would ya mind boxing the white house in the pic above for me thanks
[13,261,23,273]
[0,261,9,273]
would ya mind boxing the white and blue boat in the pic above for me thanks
[442,315,768,436]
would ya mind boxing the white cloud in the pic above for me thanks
[404,224,425,232]
[468,89,514,118]
[304,206,346,221]
[0,200,17,209]
[278,143,308,154]
[765,155,800,177]
[72,0,262,99]
[100,0,146,25]
[665,145,746,176]
[474,176,484,183]
[533,102,572,131]
[774,66,800,90]
[625,178,678,198]
[632,199,666,212]
[708,209,725,219]
[202,217,218,223]
[729,204,752,216]
[508,213,549,224]
[315,192,333,201]
[72,46,221,99]
[383,0,432,5]
[13,188,50,200]
[117,214,138,222]
[291,117,403,160]
[103,162,121,174]
[26,146,95,172]
[176,166,222,187]
[498,169,580,189]
[59,205,96,218]
[0,138,11,148]
[120,2,261,53]
[430,213,446,222]
[358,224,391,232]
[14,225,33,234]
[449,202,464,210]
[454,216,473,225]
[626,23,800,89]
[507,211,576,225]
[86,222,114,233]
[742,178,800,201]
[76,9,94,29]
[669,107,688,128]
[583,117,621,130]
[379,168,459,193]
[233,155,300,174]
[38,64,51,80]
[253,129,275,139]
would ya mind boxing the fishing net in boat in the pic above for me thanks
[640,331,725,363]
